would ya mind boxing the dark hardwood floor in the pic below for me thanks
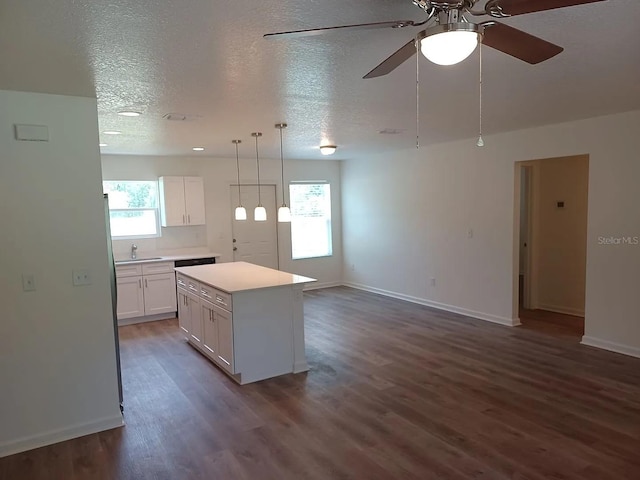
[2,286,640,479]
[519,308,585,337]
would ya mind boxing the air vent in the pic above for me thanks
[379,128,405,135]
[162,113,202,122]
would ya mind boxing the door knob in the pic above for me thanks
[232,238,236,243]
[233,247,237,251]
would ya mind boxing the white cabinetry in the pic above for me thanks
[116,261,177,324]
[159,176,205,227]
[174,262,317,384]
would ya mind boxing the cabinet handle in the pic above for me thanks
[138,279,142,288]
[188,214,191,223]
[145,278,148,288]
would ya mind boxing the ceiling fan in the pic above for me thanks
[264,0,606,78]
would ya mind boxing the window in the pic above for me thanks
[290,183,332,259]
[103,181,160,238]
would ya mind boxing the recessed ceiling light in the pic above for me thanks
[192,147,205,151]
[103,131,122,135]
[319,145,337,155]
[118,111,141,117]
[99,143,108,147]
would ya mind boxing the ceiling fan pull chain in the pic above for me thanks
[477,40,484,147]
[416,38,420,149]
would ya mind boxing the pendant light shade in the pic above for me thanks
[232,140,247,221]
[251,132,266,222]
[275,122,291,223]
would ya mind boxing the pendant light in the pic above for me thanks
[275,123,291,222]
[232,140,246,220]
[252,132,267,221]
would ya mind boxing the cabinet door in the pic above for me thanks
[159,176,186,227]
[177,289,190,340]
[143,272,177,315]
[116,276,144,320]
[214,305,234,374]
[201,300,217,360]
[184,176,205,225]
[188,292,202,346]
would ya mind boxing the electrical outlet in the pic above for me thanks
[430,277,436,287]
[72,269,92,286]
[22,274,36,292]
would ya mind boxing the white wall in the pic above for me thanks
[0,90,123,457]
[342,110,640,357]
[101,155,343,288]
[531,155,589,316]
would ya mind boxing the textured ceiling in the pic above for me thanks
[1,0,639,160]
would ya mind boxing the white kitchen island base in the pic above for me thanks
[175,262,315,385]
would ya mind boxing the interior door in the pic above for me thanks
[230,184,279,269]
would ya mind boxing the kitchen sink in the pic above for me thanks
[115,257,163,264]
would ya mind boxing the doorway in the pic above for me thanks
[230,184,279,269]
[515,155,589,337]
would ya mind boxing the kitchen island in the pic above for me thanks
[174,262,316,384]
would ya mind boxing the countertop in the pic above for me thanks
[174,262,317,293]
[115,252,221,265]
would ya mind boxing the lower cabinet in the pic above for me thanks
[200,300,234,374]
[116,262,177,321]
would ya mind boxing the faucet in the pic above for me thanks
[131,243,137,259]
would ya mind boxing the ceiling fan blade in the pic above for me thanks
[363,39,416,79]
[488,0,605,16]
[481,22,563,64]
[264,20,415,40]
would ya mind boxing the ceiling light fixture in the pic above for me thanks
[103,130,122,135]
[275,123,291,223]
[192,147,205,151]
[418,23,481,66]
[118,111,141,117]
[319,145,337,156]
[252,132,267,222]
[232,140,246,221]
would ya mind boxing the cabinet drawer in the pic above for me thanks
[176,273,188,290]
[187,278,200,295]
[206,287,232,311]
[142,261,174,275]
[116,264,143,278]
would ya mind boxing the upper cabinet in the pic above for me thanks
[159,176,206,227]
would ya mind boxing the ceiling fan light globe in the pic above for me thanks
[235,206,247,221]
[254,206,267,221]
[421,30,479,66]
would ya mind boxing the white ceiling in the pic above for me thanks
[1,0,639,160]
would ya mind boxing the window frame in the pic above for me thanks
[289,181,333,260]
[103,180,162,239]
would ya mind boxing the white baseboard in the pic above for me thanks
[118,312,176,326]
[581,336,640,359]
[304,281,342,291]
[343,282,519,327]
[538,303,585,317]
[0,413,124,458]
[293,360,309,373]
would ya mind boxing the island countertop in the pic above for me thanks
[174,261,316,293]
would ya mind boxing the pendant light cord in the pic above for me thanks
[279,126,286,206]
[478,41,484,147]
[416,37,420,149]
[235,141,242,204]
[254,134,262,205]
